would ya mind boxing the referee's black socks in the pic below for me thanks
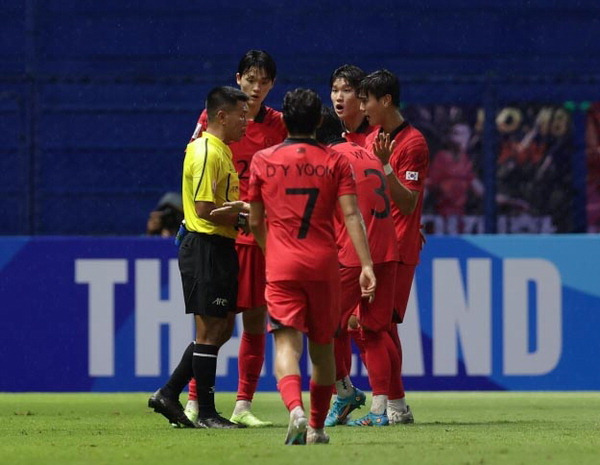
[161,341,194,399]
[193,343,219,417]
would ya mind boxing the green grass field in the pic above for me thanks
[1,392,599,465]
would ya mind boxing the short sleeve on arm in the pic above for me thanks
[190,141,217,203]
[393,139,429,192]
[335,153,357,198]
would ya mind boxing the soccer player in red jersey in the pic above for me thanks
[360,69,430,425]
[248,89,376,444]
[316,107,401,427]
[186,50,287,427]
[329,65,375,382]
[330,65,376,147]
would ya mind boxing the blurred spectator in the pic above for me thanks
[146,192,184,237]
[410,104,578,233]
[496,105,574,231]
[427,122,484,218]
[586,103,600,232]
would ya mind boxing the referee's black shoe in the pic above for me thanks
[148,389,197,428]
[198,413,246,429]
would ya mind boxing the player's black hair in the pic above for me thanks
[237,50,277,81]
[315,106,345,145]
[205,86,249,121]
[283,88,322,135]
[358,69,401,107]
[329,64,366,89]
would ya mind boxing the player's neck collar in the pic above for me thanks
[381,121,409,140]
[203,130,227,147]
[342,116,369,134]
[328,137,346,146]
[252,105,267,123]
[353,117,370,134]
[283,137,321,147]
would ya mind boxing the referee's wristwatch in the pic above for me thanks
[234,212,248,230]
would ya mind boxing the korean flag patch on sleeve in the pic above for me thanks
[406,171,419,181]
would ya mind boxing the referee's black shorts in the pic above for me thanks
[178,231,239,318]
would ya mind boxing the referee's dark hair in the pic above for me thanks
[283,88,322,136]
[329,64,366,90]
[206,86,249,121]
[359,69,401,107]
[316,106,345,146]
[238,50,277,81]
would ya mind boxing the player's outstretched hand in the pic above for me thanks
[359,265,377,303]
[210,201,250,216]
[373,132,396,165]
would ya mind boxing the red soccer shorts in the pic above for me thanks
[265,278,341,345]
[340,261,397,332]
[394,263,416,322]
[235,243,266,312]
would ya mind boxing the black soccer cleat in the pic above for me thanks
[198,413,246,429]
[148,389,197,428]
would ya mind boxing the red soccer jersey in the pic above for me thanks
[248,139,356,282]
[345,118,376,148]
[332,141,399,267]
[196,106,288,245]
[365,123,429,265]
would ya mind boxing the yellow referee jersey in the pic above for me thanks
[182,132,240,239]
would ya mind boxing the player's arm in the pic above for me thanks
[249,201,267,252]
[210,201,250,215]
[195,201,236,226]
[196,201,249,233]
[338,194,376,301]
[373,133,419,215]
[189,141,249,232]
[191,164,246,230]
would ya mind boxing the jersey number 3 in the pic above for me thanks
[285,187,319,239]
[364,168,391,219]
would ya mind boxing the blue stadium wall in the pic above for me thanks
[2,0,600,235]
[1,235,599,391]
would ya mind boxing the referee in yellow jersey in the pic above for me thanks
[149,86,249,429]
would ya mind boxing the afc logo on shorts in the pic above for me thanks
[212,297,229,307]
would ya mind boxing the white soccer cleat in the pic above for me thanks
[388,405,414,425]
[307,426,330,444]
[285,410,308,445]
[184,400,199,423]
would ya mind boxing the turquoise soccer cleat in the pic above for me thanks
[324,387,366,427]
[346,411,389,427]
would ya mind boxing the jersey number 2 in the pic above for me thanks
[285,187,319,239]
[237,160,249,180]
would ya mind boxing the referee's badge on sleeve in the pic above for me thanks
[406,171,419,181]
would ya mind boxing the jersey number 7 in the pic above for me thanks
[285,187,320,239]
